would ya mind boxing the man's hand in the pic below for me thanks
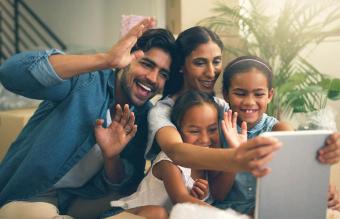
[318,132,340,164]
[104,17,156,69]
[233,136,282,177]
[190,178,209,200]
[221,110,247,148]
[95,104,137,159]
[328,184,340,211]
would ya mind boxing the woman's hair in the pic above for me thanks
[170,90,219,130]
[222,55,273,94]
[163,26,224,97]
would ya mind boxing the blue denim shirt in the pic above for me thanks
[0,50,151,212]
[213,114,278,214]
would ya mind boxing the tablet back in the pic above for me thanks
[255,130,332,219]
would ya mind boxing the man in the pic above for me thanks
[0,17,177,218]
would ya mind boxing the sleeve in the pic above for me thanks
[0,49,74,101]
[145,99,176,159]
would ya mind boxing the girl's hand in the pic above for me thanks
[221,110,247,148]
[105,17,156,69]
[95,104,137,159]
[190,178,209,200]
[318,132,340,164]
[328,184,340,211]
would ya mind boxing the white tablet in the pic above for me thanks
[255,130,332,219]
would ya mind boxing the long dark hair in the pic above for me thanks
[163,26,224,98]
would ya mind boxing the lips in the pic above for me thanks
[200,80,215,89]
[135,80,156,99]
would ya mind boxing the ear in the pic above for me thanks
[268,88,274,103]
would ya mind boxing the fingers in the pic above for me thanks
[318,132,340,164]
[112,104,123,122]
[240,121,247,136]
[191,179,209,199]
[127,17,156,39]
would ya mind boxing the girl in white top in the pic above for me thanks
[109,90,246,218]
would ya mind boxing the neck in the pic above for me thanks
[114,69,129,106]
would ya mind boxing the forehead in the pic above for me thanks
[230,69,269,88]
[181,103,218,125]
[143,47,172,70]
[187,41,222,59]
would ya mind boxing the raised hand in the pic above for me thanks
[95,104,137,159]
[318,132,340,164]
[190,178,209,200]
[105,17,156,69]
[221,110,247,148]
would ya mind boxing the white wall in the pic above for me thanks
[26,0,166,50]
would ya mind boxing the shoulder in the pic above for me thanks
[213,96,229,111]
[272,121,294,131]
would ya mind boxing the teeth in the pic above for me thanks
[137,82,151,92]
[243,109,257,113]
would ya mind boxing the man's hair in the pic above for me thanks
[131,28,177,68]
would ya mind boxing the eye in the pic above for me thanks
[159,70,170,80]
[208,126,218,134]
[213,58,222,66]
[255,93,265,97]
[193,59,206,66]
[234,91,246,96]
[188,129,200,135]
[140,60,153,69]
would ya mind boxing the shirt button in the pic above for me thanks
[248,187,253,191]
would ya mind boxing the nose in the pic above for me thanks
[198,131,211,147]
[205,63,215,79]
[146,68,158,85]
[243,95,256,105]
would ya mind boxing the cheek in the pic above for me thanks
[182,135,198,144]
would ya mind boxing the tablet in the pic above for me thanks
[254,130,332,219]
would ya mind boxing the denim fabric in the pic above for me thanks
[213,114,278,214]
[0,50,151,212]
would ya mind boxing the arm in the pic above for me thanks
[153,160,209,206]
[156,127,281,177]
[0,18,155,101]
[49,17,155,79]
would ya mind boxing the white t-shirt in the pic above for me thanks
[111,151,200,212]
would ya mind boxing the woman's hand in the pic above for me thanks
[95,104,137,159]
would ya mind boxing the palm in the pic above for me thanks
[221,110,247,148]
[95,121,132,158]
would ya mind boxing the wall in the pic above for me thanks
[26,0,166,50]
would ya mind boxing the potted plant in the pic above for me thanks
[199,0,340,121]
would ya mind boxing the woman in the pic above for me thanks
[145,26,282,177]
